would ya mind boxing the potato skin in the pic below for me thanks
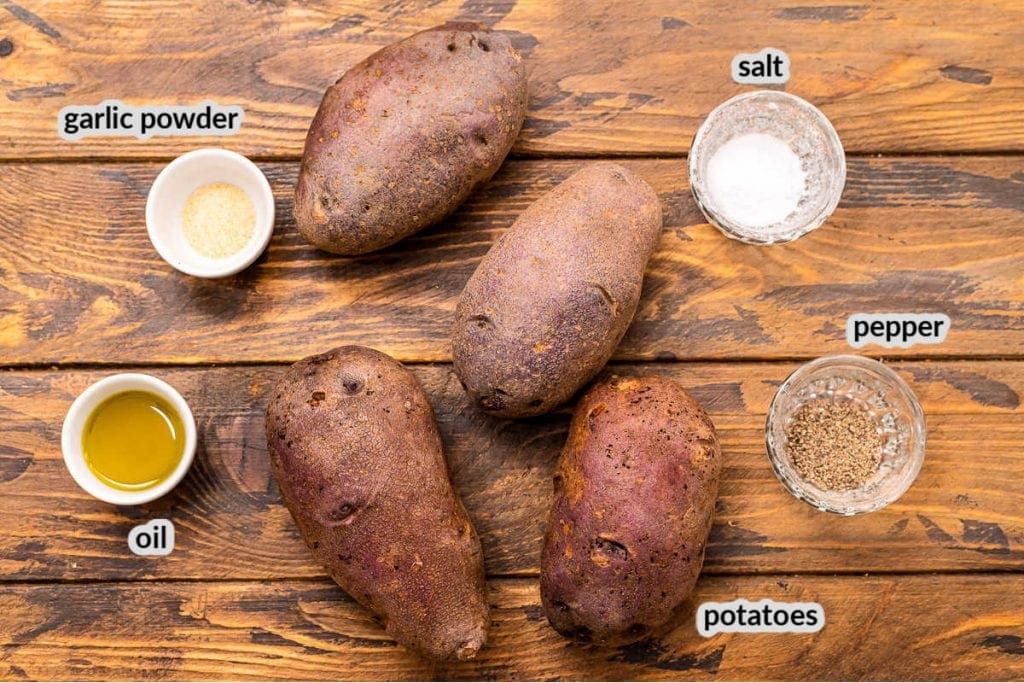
[265,346,488,661]
[294,22,527,255]
[540,375,721,646]
[452,162,663,418]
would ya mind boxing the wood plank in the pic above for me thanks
[2,575,1023,680]
[1,157,1021,365]
[1,1,1023,158]
[2,361,1022,582]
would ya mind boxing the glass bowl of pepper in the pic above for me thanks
[766,355,926,515]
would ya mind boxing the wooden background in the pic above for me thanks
[1,1,1023,680]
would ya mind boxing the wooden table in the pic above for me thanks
[1,1,1023,680]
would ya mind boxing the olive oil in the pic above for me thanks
[82,391,184,491]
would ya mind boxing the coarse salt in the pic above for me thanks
[705,132,806,229]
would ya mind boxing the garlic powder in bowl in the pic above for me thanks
[147,148,275,278]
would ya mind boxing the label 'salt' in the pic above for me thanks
[732,48,790,85]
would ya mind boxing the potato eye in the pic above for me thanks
[326,502,360,525]
[342,377,364,394]
[469,314,492,330]
[593,537,629,560]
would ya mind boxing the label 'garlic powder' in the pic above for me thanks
[182,182,255,259]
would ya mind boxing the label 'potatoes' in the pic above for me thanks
[294,22,528,255]
[452,162,664,418]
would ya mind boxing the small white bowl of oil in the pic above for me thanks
[147,148,275,278]
[62,373,197,506]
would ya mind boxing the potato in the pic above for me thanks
[452,162,663,418]
[539,375,721,646]
[265,346,488,661]
[294,22,528,255]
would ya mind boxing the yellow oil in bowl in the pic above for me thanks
[82,391,185,491]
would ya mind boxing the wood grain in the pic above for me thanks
[2,2,1022,679]
[2,575,1023,680]
[1,1,1023,158]
[2,361,1021,582]
[1,157,1022,365]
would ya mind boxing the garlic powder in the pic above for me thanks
[182,182,255,259]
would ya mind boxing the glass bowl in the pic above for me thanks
[689,90,846,245]
[766,355,926,515]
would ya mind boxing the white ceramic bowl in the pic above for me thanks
[62,373,197,505]
[146,148,275,278]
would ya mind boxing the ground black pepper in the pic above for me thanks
[786,400,882,490]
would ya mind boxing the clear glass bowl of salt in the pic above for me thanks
[689,90,846,245]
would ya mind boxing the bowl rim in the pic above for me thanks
[61,372,198,506]
[146,147,275,278]
[689,89,847,245]
[765,354,926,515]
